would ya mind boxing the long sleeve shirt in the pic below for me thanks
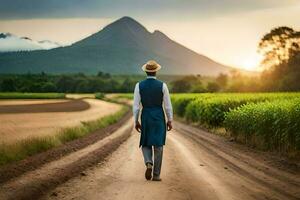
[132,76,173,123]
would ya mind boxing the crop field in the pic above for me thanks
[171,93,300,155]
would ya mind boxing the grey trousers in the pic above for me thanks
[141,146,163,177]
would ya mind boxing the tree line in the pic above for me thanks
[0,72,139,93]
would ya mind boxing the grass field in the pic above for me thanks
[0,92,65,99]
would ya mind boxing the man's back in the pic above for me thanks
[139,78,163,108]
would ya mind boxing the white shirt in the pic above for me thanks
[133,76,173,123]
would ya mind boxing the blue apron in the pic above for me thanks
[139,78,166,147]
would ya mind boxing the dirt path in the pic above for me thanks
[41,121,300,200]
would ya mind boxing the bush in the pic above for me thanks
[95,92,105,99]
[171,95,197,117]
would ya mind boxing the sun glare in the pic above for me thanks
[240,54,262,71]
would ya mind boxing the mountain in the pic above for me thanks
[0,17,233,75]
[0,33,60,52]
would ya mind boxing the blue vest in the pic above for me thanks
[139,78,166,147]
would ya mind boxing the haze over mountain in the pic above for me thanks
[0,33,60,52]
[0,17,234,75]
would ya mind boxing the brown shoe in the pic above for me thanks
[145,163,152,180]
[152,176,161,181]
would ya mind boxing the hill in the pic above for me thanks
[0,17,233,75]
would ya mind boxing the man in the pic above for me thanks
[133,60,173,181]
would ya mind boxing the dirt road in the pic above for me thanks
[41,121,300,200]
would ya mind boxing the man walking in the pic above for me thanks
[133,60,173,181]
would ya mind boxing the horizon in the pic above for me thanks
[0,1,300,71]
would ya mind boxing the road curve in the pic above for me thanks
[42,121,300,200]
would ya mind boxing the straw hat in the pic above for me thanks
[142,60,161,72]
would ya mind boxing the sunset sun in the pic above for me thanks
[240,54,262,71]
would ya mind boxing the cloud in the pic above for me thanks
[0,33,60,52]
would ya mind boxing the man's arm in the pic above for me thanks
[163,83,173,131]
[133,83,141,132]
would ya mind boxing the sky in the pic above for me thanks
[0,0,300,71]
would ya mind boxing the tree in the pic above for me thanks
[207,82,220,92]
[56,75,76,92]
[258,26,300,69]
[97,71,111,78]
[120,78,136,92]
[41,82,57,92]
[76,80,90,93]
[170,75,203,93]
[171,79,192,93]
[97,71,104,77]
[216,73,228,89]
[259,26,300,91]
[1,78,16,92]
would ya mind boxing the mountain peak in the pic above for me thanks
[105,16,148,33]
[73,16,150,46]
[117,16,137,23]
[114,16,142,26]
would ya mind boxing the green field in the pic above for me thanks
[171,93,300,156]
[0,92,65,99]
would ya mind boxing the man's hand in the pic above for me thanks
[135,121,141,133]
[167,121,172,131]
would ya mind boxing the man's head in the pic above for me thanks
[142,60,161,76]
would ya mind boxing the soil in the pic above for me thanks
[1,117,299,200]
[0,99,89,113]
